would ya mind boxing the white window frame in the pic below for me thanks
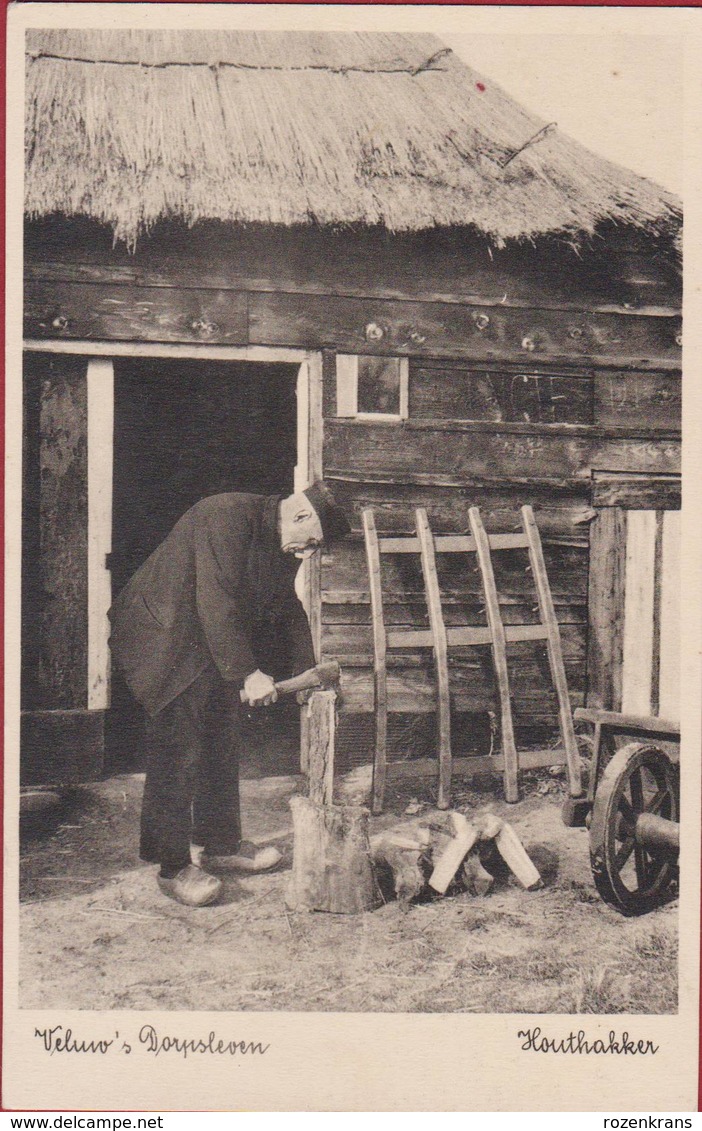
[335,353,409,421]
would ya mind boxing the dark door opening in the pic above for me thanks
[107,357,302,774]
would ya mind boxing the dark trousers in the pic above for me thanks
[139,666,243,875]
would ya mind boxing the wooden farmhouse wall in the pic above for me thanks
[22,221,682,778]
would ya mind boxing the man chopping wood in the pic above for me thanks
[109,482,351,907]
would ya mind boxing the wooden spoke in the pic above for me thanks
[645,788,669,815]
[634,844,649,889]
[618,795,636,826]
[629,767,644,812]
[614,835,636,870]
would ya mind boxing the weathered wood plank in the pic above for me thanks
[21,709,105,785]
[320,480,594,541]
[521,505,581,797]
[24,281,248,344]
[650,511,665,716]
[323,539,588,606]
[415,508,452,809]
[469,507,519,802]
[573,708,679,736]
[379,532,529,553]
[622,511,657,715]
[587,508,627,711]
[250,291,681,368]
[24,221,682,313]
[361,509,388,814]
[323,594,587,627]
[594,370,681,430]
[591,472,681,510]
[323,621,586,660]
[337,662,585,717]
[324,421,680,484]
[410,363,594,425]
[30,354,90,709]
[658,510,681,723]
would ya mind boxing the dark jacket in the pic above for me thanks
[109,493,315,716]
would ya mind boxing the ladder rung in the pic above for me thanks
[386,629,434,649]
[378,532,530,554]
[446,627,493,646]
[386,624,549,650]
[504,624,550,642]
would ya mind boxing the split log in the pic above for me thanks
[462,850,495,896]
[370,834,426,910]
[494,822,543,891]
[306,689,336,806]
[286,795,382,914]
[429,812,479,894]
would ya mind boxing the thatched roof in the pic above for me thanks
[25,29,681,251]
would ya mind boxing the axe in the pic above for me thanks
[239,660,340,703]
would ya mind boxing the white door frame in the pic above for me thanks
[24,339,324,705]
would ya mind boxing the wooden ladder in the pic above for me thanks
[362,505,582,814]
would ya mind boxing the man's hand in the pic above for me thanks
[243,670,278,707]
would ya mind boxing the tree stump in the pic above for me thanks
[286,795,381,913]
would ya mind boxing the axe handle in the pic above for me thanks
[239,660,340,702]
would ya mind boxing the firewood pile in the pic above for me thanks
[370,810,542,913]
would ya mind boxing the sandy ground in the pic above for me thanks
[19,769,678,1013]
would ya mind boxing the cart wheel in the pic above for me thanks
[589,742,678,916]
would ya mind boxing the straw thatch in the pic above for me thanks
[25,29,681,251]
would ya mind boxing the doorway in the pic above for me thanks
[107,356,303,773]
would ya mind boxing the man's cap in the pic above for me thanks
[303,480,351,543]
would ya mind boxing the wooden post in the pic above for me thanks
[587,508,627,711]
[468,507,520,803]
[287,689,381,913]
[521,506,582,798]
[362,508,389,815]
[416,508,452,810]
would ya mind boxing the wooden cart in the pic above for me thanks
[566,708,679,915]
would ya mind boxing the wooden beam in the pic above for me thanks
[592,472,681,510]
[24,339,307,363]
[468,507,519,803]
[574,707,679,737]
[36,355,89,709]
[324,420,680,484]
[379,532,529,553]
[650,510,665,716]
[249,291,682,369]
[23,258,681,318]
[587,508,627,711]
[87,359,114,711]
[658,510,681,722]
[307,351,324,661]
[362,508,388,815]
[521,505,582,797]
[385,749,568,781]
[622,510,657,715]
[415,508,452,810]
[25,281,249,344]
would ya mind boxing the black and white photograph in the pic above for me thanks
[4,2,700,1112]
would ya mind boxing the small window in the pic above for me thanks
[336,354,408,421]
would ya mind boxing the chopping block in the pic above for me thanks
[286,688,382,914]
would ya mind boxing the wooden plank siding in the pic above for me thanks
[324,421,680,484]
[248,292,681,370]
[23,223,683,315]
[22,234,681,758]
[25,281,248,345]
